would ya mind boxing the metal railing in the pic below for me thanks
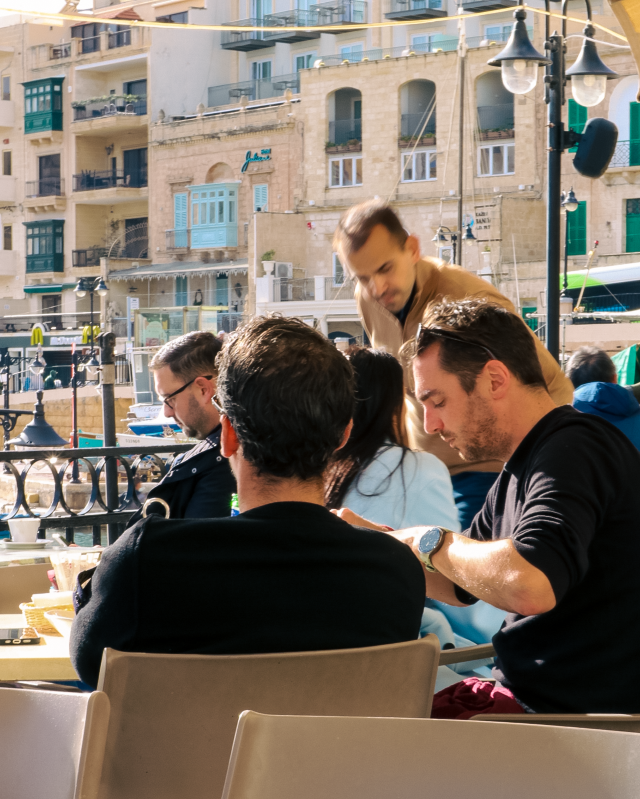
[400,113,436,138]
[73,96,147,121]
[79,35,101,54]
[263,8,320,39]
[221,18,267,47]
[0,443,191,543]
[166,229,190,250]
[208,73,299,107]
[574,292,640,313]
[50,42,71,59]
[388,0,444,12]
[272,277,355,302]
[328,119,362,146]
[72,248,107,267]
[310,0,367,24]
[476,103,514,132]
[25,178,65,197]
[609,141,640,169]
[108,29,131,48]
[72,168,148,191]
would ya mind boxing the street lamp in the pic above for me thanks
[488,2,618,361]
[29,347,46,377]
[75,277,108,376]
[561,187,580,296]
[432,226,458,264]
[462,223,477,247]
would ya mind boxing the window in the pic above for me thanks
[38,153,60,194]
[175,276,188,306]
[568,99,587,153]
[254,184,268,212]
[3,225,11,251]
[190,183,238,248]
[173,192,188,247]
[251,60,272,81]
[23,78,63,133]
[478,143,515,176]
[156,11,188,22]
[123,147,148,187]
[42,295,62,328]
[401,150,436,182]
[332,253,345,286]
[1,76,9,101]
[626,199,640,252]
[123,79,147,97]
[340,44,364,62]
[566,200,587,256]
[25,220,64,273]
[329,156,362,187]
[484,24,512,42]
[294,52,316,71]
[2,151,10,176]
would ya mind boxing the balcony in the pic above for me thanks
[461,0,518,11]
[24,178,65,211]
[72,247,107,267]
[78,35,101,55]
[328,119,362,147]
[263,9,321,42]
[108,29,131,49]
[272,277,355,302]
[476,104,514,139]
[73,95,147,122]
[609,141,640,169]
[221,19,272,51]
[49,42,71,60]
[208,73,299,107]
[310,0,367,28]
[400,113,436,143]
[386,0,447,21]
[73,168,148,192]
[166,229,190,250]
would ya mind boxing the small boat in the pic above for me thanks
[123,404,181,436]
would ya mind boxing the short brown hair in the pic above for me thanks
[216,316,355,480]
[409,298,547,394]
[333,200,408,256]
[149,330,222,381]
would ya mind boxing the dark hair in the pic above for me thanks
[408,298,547,394]
[566,345,616,388]
[333,200,408,256]
[216,316,355,481]
[149,330,222,382]
[325,347,407,509]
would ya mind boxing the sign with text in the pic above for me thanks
[242,148,271,173]
[474,206,495,241]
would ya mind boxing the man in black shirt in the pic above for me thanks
[341,299,640,714]
[71,317,425,688]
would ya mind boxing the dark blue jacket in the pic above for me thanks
[128,426,236,525]
[573,381,640,451]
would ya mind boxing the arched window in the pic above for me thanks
[400,80,436,139]
[476,72,514,177]
[328,88,362,145]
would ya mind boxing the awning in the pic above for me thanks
[108,259,249,281]
[74,7,142,22]
[23,283,76,294]
[563,262,640,289]
[610,0,640,97]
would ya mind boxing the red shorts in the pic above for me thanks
[431,677,528,720]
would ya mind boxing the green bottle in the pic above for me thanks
[230,493,239,516]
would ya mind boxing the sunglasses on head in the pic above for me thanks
[415,324,497,361]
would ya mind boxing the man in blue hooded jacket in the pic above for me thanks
[567,345,640,451]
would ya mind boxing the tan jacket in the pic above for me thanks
[356,257,574,476]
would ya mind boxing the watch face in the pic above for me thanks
[418,527,442,555]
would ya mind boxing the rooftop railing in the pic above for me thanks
[73,95,147,121]
[208,73,299,108]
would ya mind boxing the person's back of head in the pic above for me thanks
[325,347,405,508]
[216,316,355,482]
[566,345,617,389]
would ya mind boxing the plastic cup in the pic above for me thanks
[8,518,41,543]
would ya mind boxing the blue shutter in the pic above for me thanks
[254,184,268,212]
[175,275,188,306]
[174,193,187,248]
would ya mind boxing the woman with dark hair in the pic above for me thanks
[325,347,460,531]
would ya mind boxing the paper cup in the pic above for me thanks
[8,518,41,543]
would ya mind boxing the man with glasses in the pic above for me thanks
[128,330,236,525]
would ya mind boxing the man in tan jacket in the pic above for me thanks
[334,199,573,529]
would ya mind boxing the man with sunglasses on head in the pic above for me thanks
[334,200,573,529]
[127,330,236,525]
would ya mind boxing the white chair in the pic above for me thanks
[222,711,640,799]
[0,687,110,799]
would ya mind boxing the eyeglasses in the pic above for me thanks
[212,393,225,415]
[415,324,497,361]
[160,375,213,410]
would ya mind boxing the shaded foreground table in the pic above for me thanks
[0,614,75,681]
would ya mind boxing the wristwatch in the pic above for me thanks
[417,527,449,573]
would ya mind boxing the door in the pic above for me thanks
[42,294,61,329]
[568,99,587,154]
[123,148,148,187]
[124,217,148,258]
[39,153,60,195]
[630,102,640,166]
[626,200,640,252]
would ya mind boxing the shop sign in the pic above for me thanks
[241,149,271,173]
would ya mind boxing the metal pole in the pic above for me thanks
[70,346,80,483]
[457,45,465,266]
[545,32,564,361]
[1,352,9,451]
[89,287,94,356]
[99,332,119,544]
[563,210,569,292]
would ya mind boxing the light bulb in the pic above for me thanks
[29,356,46,376]
[75,289,87,299]
[501,59,538,94]
[571,74,606,107]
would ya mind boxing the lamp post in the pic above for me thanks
[561,186,580,297]
[487,2,618,360]
[432,226,458,265]
[74,277,108,377]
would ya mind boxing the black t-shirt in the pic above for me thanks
[70,502,426,688]
[467,406,640,713]
[393,284,417,327]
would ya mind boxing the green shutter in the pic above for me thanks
[626,199,640,252]
[630,103,640,166]
[566,201,587,256]
[568,99,587,153]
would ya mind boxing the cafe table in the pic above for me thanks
[0,614,75,681]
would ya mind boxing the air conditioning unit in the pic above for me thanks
[274,262,293,279]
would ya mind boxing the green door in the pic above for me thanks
[630,102,640,166]
[568,99,587,153]
[626,199,640,252]
[566,201,587,256]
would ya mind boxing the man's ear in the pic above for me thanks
[195,374,216,403]
[220,415,240,459]
[483,359,511,400]
[336,420,354,452]
[404,234,421,264]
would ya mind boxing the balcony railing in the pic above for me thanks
[25,178,64,197]
[328,119,362,146]
[221,19,270,50]
[386,0,446,19]
[461,0,518,11]
[609,141,640,169]
[73,95,147,121]
[208,73,299,107]
[73,168,148,191]
[272,277,355,302]
[400,113,436,138]
[72,247,107,267]
[166,229,191,250]
[310,0,367,25]
[108,29,131,48]
[50,42,71,59]
[476,103,514,132]
[79,35,101,54]
[263,9,321,41]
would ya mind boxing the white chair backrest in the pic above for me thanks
[97,635,439,799]
[223,712,640,799]
[0,687,110,799]
[473,713,640,732]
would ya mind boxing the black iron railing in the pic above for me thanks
[72,248,107,267]
[25,178,65,197]
[72,168,148,191]
[73,96,147,121]
[0,443,191,544]
[476,103,514,132]
[400,113,436,138]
